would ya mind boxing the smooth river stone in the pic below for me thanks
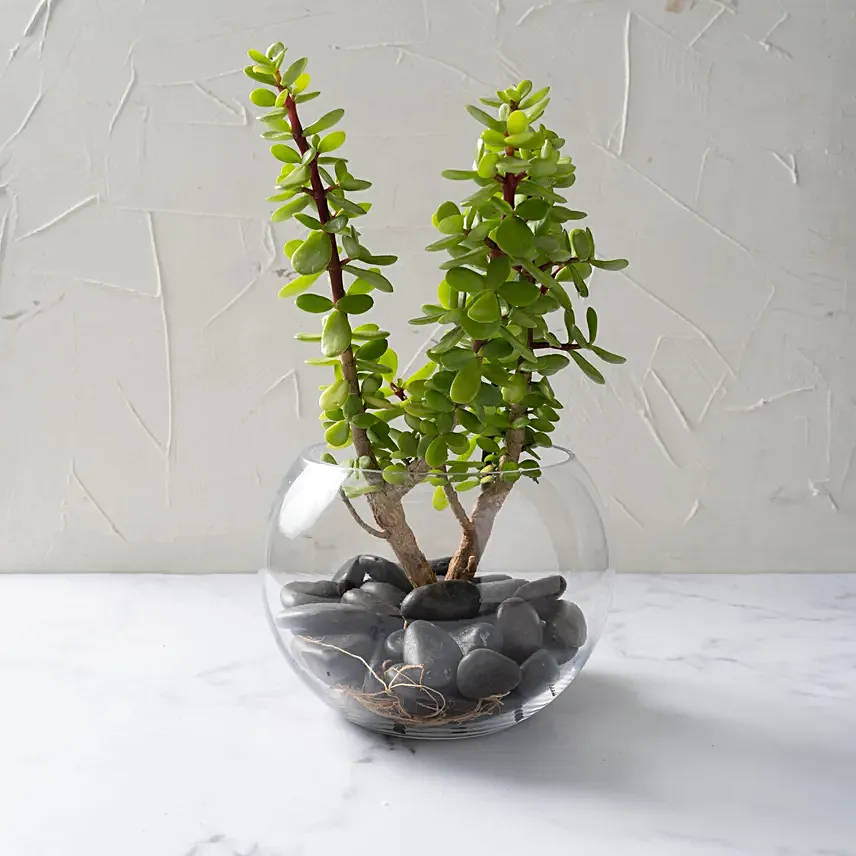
[384,628,405,660]
[359,554,414,593]
[528,595,564,620]
[332,557,365,595]
[477,579,527,607]
[514,574,567,601]
[360,581,406,607]
[293,633,375,688]
[518,649,560,697]
[497,597,544,663]
[341,588,402,616]
[275,602,402,636]
[280,589,339,609]
[400,580,481,621]
[456,649,522,699]
[474,574,513,584]
[429,557,452,576]
[451,622,504,656]
[545,601,587,649]
[402,620,462,690]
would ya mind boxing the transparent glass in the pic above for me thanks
[261,443,613,739]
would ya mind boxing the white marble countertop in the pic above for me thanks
[1,573,854,856]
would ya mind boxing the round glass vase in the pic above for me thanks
[261,443,613,740]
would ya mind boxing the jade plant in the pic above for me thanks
[246,44,627,590]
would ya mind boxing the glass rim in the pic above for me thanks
[299,441,575,475]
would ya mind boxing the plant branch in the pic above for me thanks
[441,472,475,537]
[339,490,389,539]
[277,75,434,588]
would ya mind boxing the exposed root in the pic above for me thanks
[296,635,507,727]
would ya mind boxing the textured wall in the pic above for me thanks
[0,0,853,572]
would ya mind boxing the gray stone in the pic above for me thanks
[293,633,375,688]
[359,554,413,593]
[545,601,587,649]
[430,556,452,576]
[400,580,481,621]
[402,620,462,690]
[360,581,407,607]
[551,645,579,665]
[332,557,365,594]
[497,597,544,663]
[474,573,513,584]
[275,602,402,636]
[341,588,402,616]
[280,589,339,609]
[384,628,405,660]
[451,622,504,655]
[528,595,564,620]
[456,649,522,699]
[477,578,527,607]
[518,649,560,697]
[514,574,567,601]
[286,580,341,598]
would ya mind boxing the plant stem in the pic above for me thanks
[445,159,528,581]
[278,81,434,588]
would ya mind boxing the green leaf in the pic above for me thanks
[295,91,321,104]
[590,258,629,271]
[587,306,598,342]
[321,310,352,357]
[318,131,346,153]
[284,239,303,259]
[449,360,482,405]
[295,293,334,313]
[324,419,351,448]
[446,266,486,293]
[570,228,594,260]
[425,436,449,468]
[323,215,349,233]
[439,249,489,271]
[442,169,479,181]
[245,65,276,85]
[515,198,550,221]
[498,326,538,363]
[356,337,388,361]
[271,195,311,222]
[537,353,570,376]
[591,345,627,365]
[337,294,374,315]
[303,108,345,136]
[248,49,272,66]
[281,57,308,88]
[328,193,367,218]
[484,256,511,290]
[467,291,500,324]
[567,263,589,298]
[437,214,464,235]
[279,272,322,298]
[495,216,534,257]
[318,378,349,411]
[499,279,540,307]
[271,144,300,163]
[277,164,310,190]
[466,104,505,132]
[552,207,587,222]
[294,212,324,230]
[569,350,606,384]
[342,265,393,293]
[250,88,276,107]
[292,230,332,275]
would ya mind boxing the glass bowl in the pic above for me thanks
[261,443,613,739]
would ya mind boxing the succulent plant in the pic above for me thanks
[246,43,627,588]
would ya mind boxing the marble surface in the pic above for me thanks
[1,573,854,856]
